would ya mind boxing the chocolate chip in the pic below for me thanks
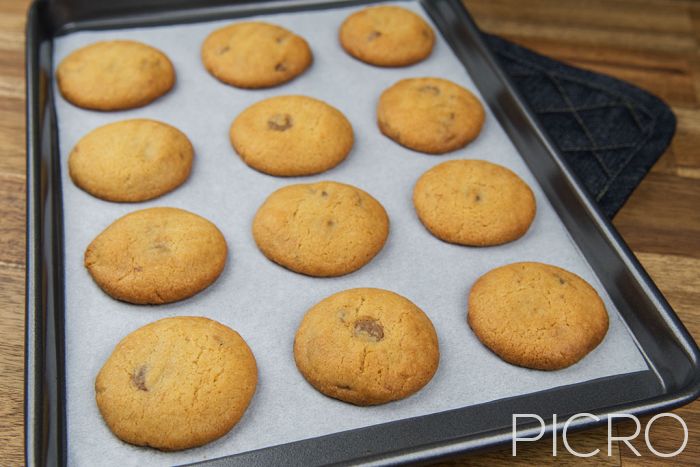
[418,85,440,95]
[367,30,382,41]
[132,365,148,391]
[475,193,482,202]
[321,190,328,197]
[354,318,384,342]
[217,45,230,55]
[275,35,287,44]
[327,219,335,227]
[275,62,287,72]
[268,113,293,131]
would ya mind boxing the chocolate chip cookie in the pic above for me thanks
[252,181,389,277]
[69,119,194,202]
[468,262,609,370]
[377,77,485,154]
[201,22,312,88]
[95,316,257,450]
[230,95,353,176]
[56,40,175,111]
[413,160,536,246]
[339,5,435,67]
[294,288,440,405]
[85,207,227,304]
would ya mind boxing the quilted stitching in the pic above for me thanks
[484,34,675,218]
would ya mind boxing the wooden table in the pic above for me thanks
[1,0,698,465]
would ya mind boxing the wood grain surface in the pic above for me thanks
[0,0,698,465]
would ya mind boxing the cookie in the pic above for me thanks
[294,288,439,405]
[377,77,485,154]
[95,316,257,450]
[339,5,435,67]
[56,40,175,111]
[230,96,353,176]
[68,119,194,202]
[468,262,609,370]
[85,207,227,304]
[201,22,312,88]
[413,160,536,246]
[252,181,388,277]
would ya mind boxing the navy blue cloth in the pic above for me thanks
[483,34,676,218]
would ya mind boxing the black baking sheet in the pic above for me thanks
[24,1,700,465]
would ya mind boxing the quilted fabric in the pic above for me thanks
[483,34,676,218]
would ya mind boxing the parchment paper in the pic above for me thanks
[53,2,648,465]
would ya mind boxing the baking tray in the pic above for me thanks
[24,0,700,465]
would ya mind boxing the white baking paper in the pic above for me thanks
[53,2,648,465]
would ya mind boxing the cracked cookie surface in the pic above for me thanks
[468,262,609,370]
[294,288,439,405]
[252,181,389,277]
[339,5,435,67]
[56,40,175,111]
[377,77,485,154]
[201,22,312,88]
[69,119,194,202]
[85,207,227,304]
[95,316,257,450]
[413,160,536,246]
[230,95,353,176]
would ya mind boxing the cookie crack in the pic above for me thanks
[359,345,369,373]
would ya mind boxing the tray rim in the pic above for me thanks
[24,0,700,465]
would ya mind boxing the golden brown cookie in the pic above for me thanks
[56,40,175,111]
[468,262,609,370]
[85,207,227,304]
[252,181,389,277]
[413,160,536,246]
[294,288,439,405]
[95,316,257,450]
[230,95,353,176]
[68,119,194,202]
[201,22,312,88]
[377,77,485,154]
[339,5,435,67]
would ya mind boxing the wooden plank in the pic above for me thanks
[0,267,25,467]
[464,0,693,34]
[613,173,700,259]
[0,96,26,176]
[463,0,699,111]
[672,107,700,175]
[463,0,696,54]
[637,252,700,340]
[0,174,25,269]
[0,0,30,463]
[0,33,27,175]
[436,426,620,465]
[0,0,698,465]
